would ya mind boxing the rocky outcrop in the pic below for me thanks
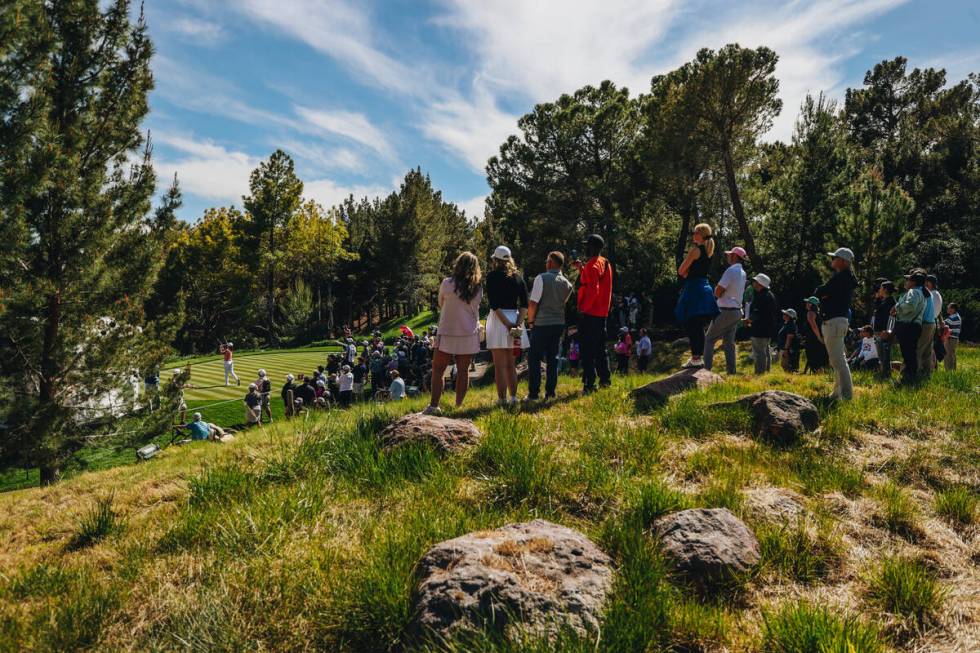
[379,413,481,453]
[631,368,723,408]
[655,508,760,583]
[412,520,613,641]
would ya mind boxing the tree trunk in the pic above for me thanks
[40,465,61,486]
[267,227,277,346]
[326,281,335,332]
[675,191,695,267]
[721,146,763,270]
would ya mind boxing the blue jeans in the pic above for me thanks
[528,324,563,398]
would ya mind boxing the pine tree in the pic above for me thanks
[0,1,166,484]
[243,150,303,346]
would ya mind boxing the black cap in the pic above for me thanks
[881,281,895,292]
[584,233,604,250]
[904,268,926,283]
[926,274,938,286]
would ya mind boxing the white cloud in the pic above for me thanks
[166,16,227,43]
[453,194,487,220]
[280,141,367,175]
[420,80,517,172]
[922,47,980,85]
[295,106,396,160]
[154,134,259,202]
[304,178,392,209]
[236,0,423,96]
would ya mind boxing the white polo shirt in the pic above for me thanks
[716,263,746,309]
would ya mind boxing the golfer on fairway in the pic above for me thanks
[220,341,240,386]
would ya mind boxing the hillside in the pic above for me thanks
[1,346,977,652]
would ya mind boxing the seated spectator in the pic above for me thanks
[848,325,880,370]
[179,412,232,442]
[388,370,406,401]
[244,384,262,426]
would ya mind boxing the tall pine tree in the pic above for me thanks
[0,1,167,483]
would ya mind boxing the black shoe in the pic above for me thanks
[582,386,596,396]
[599,380,612,388]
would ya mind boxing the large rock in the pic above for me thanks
[412,519,613,641]
[380,413,481,453]
[737,391,819,443]
[655,508,760,583]
[631,368,723,407]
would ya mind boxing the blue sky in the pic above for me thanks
[144,0,980,221]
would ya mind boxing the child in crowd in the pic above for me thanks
[614,332,630,374]
[568,337,580,373]
[848,325,880,370]
[944,303,961,370]
[777,309,800,372]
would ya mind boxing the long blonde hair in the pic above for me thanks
[693,223,715,258]
[491,256,518,278]
[451,252,482,302]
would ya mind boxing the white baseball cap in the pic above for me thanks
[827,247,854,262]
[753,273,771,289]
[781,308,798,319]
[286,373,294,382]
[492,245,512,260]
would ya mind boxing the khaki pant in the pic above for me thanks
[917,322,936,377]
[751,337,771,374]
[944,338,958,370]
[822,317,852,400]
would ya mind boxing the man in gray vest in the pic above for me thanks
[525,251,574,401]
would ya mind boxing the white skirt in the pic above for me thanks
[485,309,530,350]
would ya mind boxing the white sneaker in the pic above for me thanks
[681,358,704,369]
[421,405,442,416]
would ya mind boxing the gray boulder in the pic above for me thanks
[412,519,613,641]
[655,508,760,582]
[380,413,481,453]
[631,368,723,407]
[737,391,819,443]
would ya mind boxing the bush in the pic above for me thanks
[760,601,884,652]
[867,556,945,631]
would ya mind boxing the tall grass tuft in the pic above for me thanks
[867,556,945,632]
[68,493,121,550]
[758,519,843,584]
[760,601,885,653]
[874,482,920,539]
[628,480,688,528]
[934,486,977,525]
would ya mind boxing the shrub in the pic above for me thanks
[760,601,884,652]
[934,486,977,525]
[867,556,945,631]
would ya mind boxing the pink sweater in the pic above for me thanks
[437,278,483,336]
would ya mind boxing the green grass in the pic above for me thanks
[67,494,122,550]
[934,486,977,525]
[867,556,945,632]
[760,601,885,652]
[1,344,977,651]
[874,482,921,539]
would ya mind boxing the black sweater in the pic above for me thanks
[486,269,528,310]
[749,288,779,338]
[815,269,857,320]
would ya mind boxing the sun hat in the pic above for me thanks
[492,245,512,260]
[781,308,798,319]
[342,365,351,372]
[753,273,771,289]
[724,246,747,259]
[827,247,854,262]
[804,296,820,306]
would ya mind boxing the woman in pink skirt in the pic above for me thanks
[423,252,483,414]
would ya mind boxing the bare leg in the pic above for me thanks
[428,350,451,408]
[491,349,508,400]
[454,354,472,407]
[506,351,519,398]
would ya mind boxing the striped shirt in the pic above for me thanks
[945,312,962,339]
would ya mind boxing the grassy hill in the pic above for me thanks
[0,345,977,652]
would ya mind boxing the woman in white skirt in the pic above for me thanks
[485,246,530,405]
[423,252,484,414]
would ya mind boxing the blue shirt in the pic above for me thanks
[922,290,935,323]
[188,421,210,440]
[389,377,406,400]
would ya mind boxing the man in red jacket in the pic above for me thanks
[572,234,613,394]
